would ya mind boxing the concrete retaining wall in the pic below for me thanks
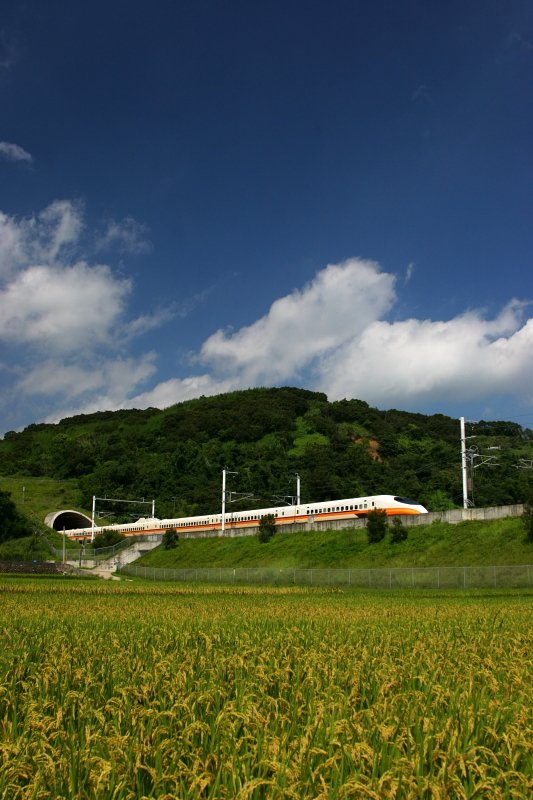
[179,504,524,539]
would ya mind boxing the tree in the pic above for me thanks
[366,509,388,544]
[92,529,126,548]
[0,490,33,543]
[257,514,276,543]
[163,528,179,549]
[390,517,408,544]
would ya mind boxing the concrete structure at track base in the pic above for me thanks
[44,502,525,541]
[44,509,93,531]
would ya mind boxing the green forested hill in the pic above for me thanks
[1,387,532,519]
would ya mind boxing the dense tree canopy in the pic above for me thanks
[1,388,532,518]
[0,490,34,542]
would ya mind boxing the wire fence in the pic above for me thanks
[120,563,533,590]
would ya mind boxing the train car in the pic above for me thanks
[62,494,427,540]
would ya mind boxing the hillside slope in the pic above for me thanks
[134,517,533,570]
[2,388,533,520]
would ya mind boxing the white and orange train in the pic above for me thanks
[65,494,428,540]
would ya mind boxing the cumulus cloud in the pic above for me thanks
[129,374,234,410]
[0,141,33,163]
[0,201,169,357]
[122,262,533,418]
[314,300,533,408]
[0,200,171,430]
[18,353,156,401]
[200,259,396,384]
[0,200,83,277]
[0,262,131,352]
[2,208,533,432]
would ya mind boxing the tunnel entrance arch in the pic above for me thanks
[44,510,92,531]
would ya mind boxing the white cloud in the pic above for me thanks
[123,307,177,339]
[2,214,533,433]
[120,263,533,418]
[0,262,131,353]
[200,258,396,384]
[0,201,169,356]
[129,374,235,409]
[0,211,25,275]
[23,353,158,407]
[0,200,83,277]
[0,200,172,431]
[0,141,32,163]
[315,301,533,407]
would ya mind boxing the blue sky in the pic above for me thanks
[1,0,532,435]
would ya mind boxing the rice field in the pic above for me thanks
[1,580,532,799]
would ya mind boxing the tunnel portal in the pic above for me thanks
[44,510,92,531]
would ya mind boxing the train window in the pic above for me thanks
[394,496,418,505]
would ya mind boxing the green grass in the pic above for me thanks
[136,516,533,570]
[2,474,532,572]
[0,475,85,562]
[0,534,52,562]
[0,475,85,527]
[0,528,83,562]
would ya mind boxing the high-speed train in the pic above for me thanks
[63,494,428,540]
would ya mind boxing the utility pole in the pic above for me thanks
[273,473,301,506]
[221,469,238,536]
[460,417,498,508]
[91,494,96,542]
[460,417,469,509]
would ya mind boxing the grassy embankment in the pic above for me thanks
[2,475,532,569]
[136,516,533,570]
[0,475,84,560]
